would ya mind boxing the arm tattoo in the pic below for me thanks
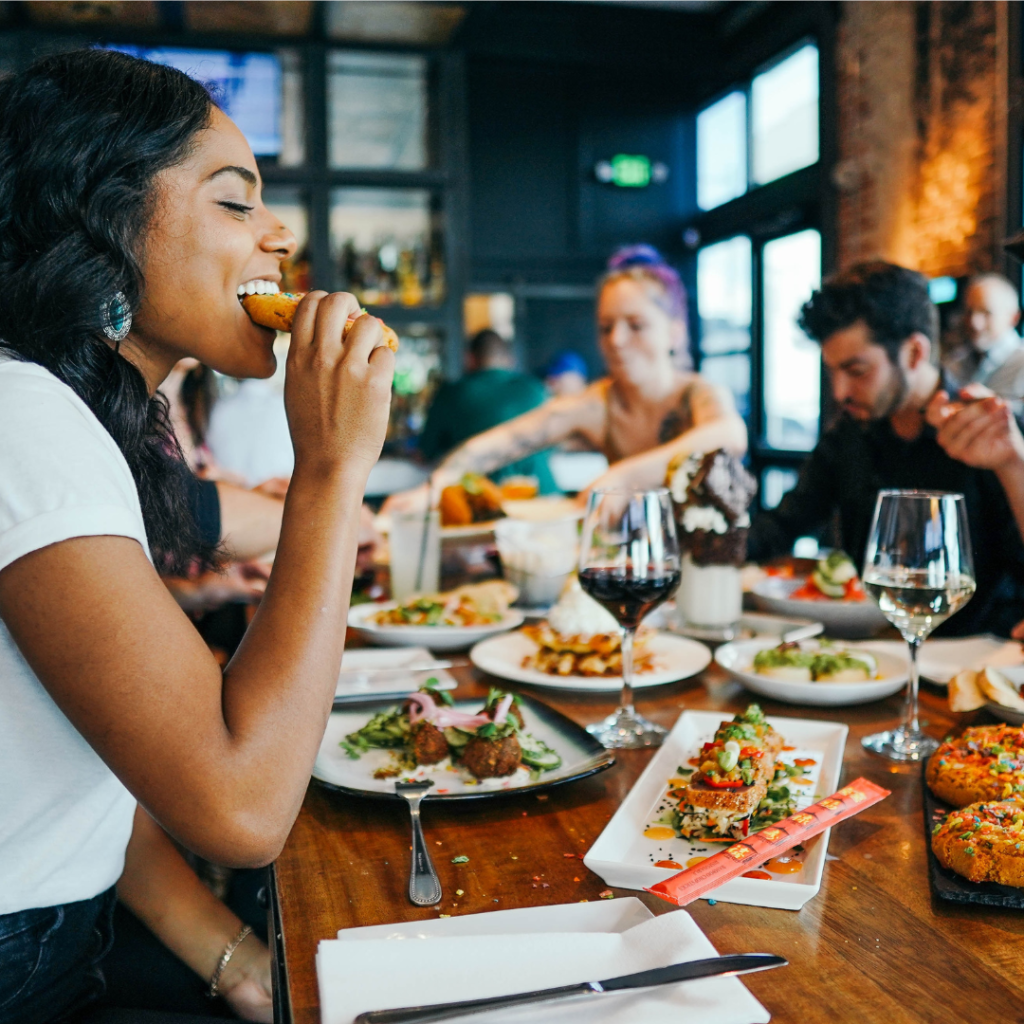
[440,410,570,476]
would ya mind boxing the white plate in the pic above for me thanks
[374,513,500,540]
[714,638,908,706]
[347,602,524,651]
[750,576,888,638]
[312,694,613,800]
[469,630,712,693]
[584,710,848,910]
[500,496,584,521]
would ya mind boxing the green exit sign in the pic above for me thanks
[594,156,669,188]
[611,154,651,187]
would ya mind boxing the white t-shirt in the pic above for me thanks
[0,356,147,914]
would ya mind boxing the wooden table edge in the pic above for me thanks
[269,863,294,1024]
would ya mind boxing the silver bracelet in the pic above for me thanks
[208,924,253,999]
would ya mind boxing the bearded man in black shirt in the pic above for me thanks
[748,261,1024,637]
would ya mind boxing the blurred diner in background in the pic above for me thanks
[4,2,1024,1023]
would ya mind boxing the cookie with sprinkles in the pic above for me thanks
[931,800,1024,887]
[926,724,1024,808]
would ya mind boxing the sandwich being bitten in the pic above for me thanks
[240,289,399,351]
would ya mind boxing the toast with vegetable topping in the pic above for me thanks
[665,705,787,840]
[752,641,876,683]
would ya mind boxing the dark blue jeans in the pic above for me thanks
[0,888,116,1024]
[0,890,223,1024]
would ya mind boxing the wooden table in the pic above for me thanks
[271,661,1024,1024]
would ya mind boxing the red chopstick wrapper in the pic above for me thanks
[646,777,890,907]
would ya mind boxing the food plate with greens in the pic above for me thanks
[751,551,887,638]
[583,707,847,910]
[348,583,525,651]
[312,684,614,801]
[715,637,907,706]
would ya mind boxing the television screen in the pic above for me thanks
[104,45,282,157]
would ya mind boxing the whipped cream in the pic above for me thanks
[668,452,702,504]
[682,505,728,535]
[547,576,619,637]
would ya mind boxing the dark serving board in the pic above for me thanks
[922,763,1024,908]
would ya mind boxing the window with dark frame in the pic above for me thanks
[692,39,823,514]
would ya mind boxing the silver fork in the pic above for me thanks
[395,780,442,906]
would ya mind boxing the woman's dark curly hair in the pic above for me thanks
[798,261,939,363]
[0,49,218,575]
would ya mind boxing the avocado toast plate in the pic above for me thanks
[715,638,907,706]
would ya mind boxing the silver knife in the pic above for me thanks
[333,691,444,707]
[338,661,456,675]
[353,953,786,1024]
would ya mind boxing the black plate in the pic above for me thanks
[312,690,615,803]
[922,764,1024,908]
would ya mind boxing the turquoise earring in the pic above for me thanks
[101,291,132,343]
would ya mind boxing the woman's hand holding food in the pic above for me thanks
[285,291,395,481]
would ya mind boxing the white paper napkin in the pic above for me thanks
[317,905,770,1024]
[335,646,456,698]
[861,636,1024,685]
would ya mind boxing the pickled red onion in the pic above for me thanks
[405,691,489,729]
[493,694,514,725]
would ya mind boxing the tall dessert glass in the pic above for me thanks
[578,488,681,748]
[667,450,757,636]
[861,490,975,761]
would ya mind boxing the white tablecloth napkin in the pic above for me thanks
[335,646,456,698]
[317,906,770,1024]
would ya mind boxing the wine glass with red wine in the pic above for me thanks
[578,488,681,748]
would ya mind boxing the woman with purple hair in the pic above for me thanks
[385,245,746,506]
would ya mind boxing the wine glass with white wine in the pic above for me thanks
[861,490,975,761]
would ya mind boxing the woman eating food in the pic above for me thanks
[0,51,394,1020]
[383,245,747,512]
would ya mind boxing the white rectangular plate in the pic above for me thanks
[584,710,848,910]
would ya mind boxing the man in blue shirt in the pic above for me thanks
[419,330,557,492]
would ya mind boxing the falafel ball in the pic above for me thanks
[411,722,450,765]
[461,734,522,778]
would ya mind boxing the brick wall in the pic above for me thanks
[834,0,1008,277]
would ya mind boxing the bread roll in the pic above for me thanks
[978,667,1024,712]
[241,292,399,351]
[948,669,986,712]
